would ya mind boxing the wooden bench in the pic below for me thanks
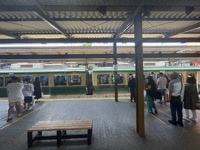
[27,120,93,147]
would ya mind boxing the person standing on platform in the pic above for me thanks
[6,76,24,122]
[23,78,34,110]
[150,72,157,84]
[128,74,136,102]
[157,72,168,104]
[34,77,42,101]
[145,76,158,114]
[183,75,199,122]
[168,72,184,127]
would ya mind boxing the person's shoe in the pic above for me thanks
[168,120,177,126]
[154,110,158,114]
[190,118,196,122]
[7,118,13,122]
[17,113,22,117]
[183,117,190,122]
[177,121,184,127]
[28,106,32,110]
[148,111,153,114]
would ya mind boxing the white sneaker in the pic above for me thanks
[17,113,22,117]
[28,106,32,110]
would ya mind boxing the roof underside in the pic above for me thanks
[0,0,200,63]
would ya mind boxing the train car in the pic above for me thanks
[0,68,87,97]
[92,66,200,94]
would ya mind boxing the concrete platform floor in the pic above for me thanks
[0,96,200,150]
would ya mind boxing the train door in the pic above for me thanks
[0,76,3,87]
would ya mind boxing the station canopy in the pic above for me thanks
[0,0,200,63]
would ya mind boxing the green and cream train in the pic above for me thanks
[0,64,199,97]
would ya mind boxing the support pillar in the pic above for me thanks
[134,11,145,137]
[113,36,118,102]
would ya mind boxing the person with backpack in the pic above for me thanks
[145,76,158,114]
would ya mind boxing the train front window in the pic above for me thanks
[0,76,3,87]
[68,75,81,85]
[54,75,67,86]
[97,74,110,84]
[39,76,49,86]
[111,74,124,84]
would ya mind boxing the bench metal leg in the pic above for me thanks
[27,132,33,147]
[38,131,42,135]
[87,129,92,145]
[57,130,62,146]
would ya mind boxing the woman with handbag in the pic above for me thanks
[183,75,199,122]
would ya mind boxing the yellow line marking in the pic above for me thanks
[145,109,166,125]
[0,102,51,130]
[157,109,171,117]
[39,97,129,101]
[0,100,7,102]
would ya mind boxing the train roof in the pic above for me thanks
[92,67,200,72]
[0,68,86,74]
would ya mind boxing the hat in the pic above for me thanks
[170,72,179,79]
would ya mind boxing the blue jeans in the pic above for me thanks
[170,96,183,124]
[145,95,157,112]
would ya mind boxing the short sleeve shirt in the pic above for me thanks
[168,78,183,96]
[23,83,34,97]
[157,76,167,89]
[6,82,24,102]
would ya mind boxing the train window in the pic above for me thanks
[68,75,81,85]
[21,75,34,83]
[111,74,124,84]
[54,75,67,86]
[97,74,110,84]
[39,76,49,86]
[5,76,12,86]
[0,76,3,87]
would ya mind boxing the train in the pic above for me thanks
[0,63,199,97]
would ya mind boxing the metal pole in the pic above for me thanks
[113,36,118,102]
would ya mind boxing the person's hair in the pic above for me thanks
[170,72,179,80]
[159,72,163,76]
[35,77,39,82]
[11,76,18,82]
[186,76,196,84]
[147,76,156,85]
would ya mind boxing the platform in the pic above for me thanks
[0,95,200,150]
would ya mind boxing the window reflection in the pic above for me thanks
[97,74,110,84]
[21,76,34,83]
[68,75,81,85]
[54,75,67,86]
[111,74,124,84]
[39,76,49,86]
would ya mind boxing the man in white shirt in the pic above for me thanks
[6,76,24,122]
[157,72,168,104]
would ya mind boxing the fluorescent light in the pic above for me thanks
[0,42,186,48]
